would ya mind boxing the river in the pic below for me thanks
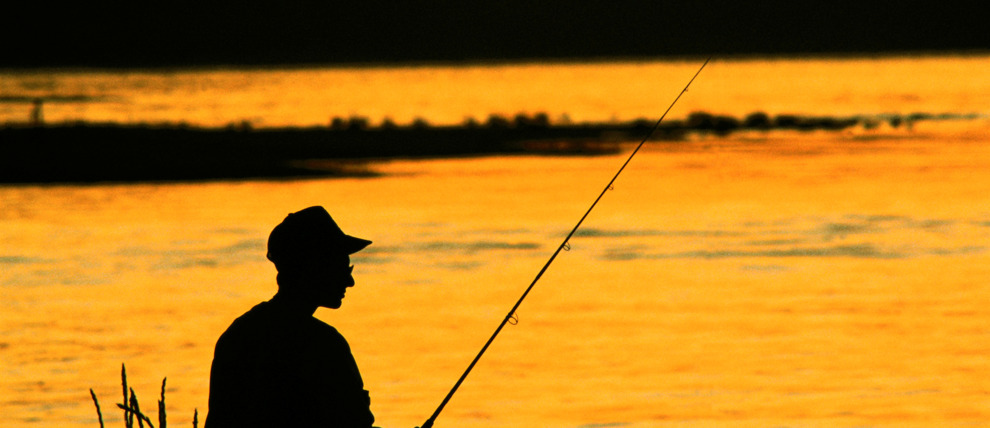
[2,54,989,427]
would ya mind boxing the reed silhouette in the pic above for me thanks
[89,363,199,428]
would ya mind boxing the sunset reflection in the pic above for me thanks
[2,55,989,427]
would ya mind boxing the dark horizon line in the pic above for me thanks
[4,49,987,72]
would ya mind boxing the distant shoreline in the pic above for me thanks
[5,50,988,73]
[0,111,978,184]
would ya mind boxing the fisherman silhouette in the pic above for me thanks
[205,206,377,428]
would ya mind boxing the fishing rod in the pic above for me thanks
[421,56,711,428]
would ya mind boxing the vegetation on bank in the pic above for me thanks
[1,110,979,184]
[5,109,970,134]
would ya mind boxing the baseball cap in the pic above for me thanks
[266,206,371,269]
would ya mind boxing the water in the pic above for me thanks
[2,55,990,427]
[3,55,987,127]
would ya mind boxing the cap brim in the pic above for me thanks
[341,235,372,254]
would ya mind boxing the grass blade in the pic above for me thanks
[117,403,156,428]
[89,388,105,428]
[130,388,145,428]
[121,364,133,428]
[159,378,167,428]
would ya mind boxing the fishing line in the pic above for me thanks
[421,56,711,428]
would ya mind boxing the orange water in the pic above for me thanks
[3,55,987,127]
[2,55,990,427]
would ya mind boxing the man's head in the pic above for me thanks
[267,206,371,309]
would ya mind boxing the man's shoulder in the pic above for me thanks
[214,302,269,344]
[220,302,343,338]
[223,302,271,329]
[306,315,345,340]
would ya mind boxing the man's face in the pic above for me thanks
[298,253,355,309]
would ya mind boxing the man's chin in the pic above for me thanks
[321,298,343,309]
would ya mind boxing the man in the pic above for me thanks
[205,206,376,428]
